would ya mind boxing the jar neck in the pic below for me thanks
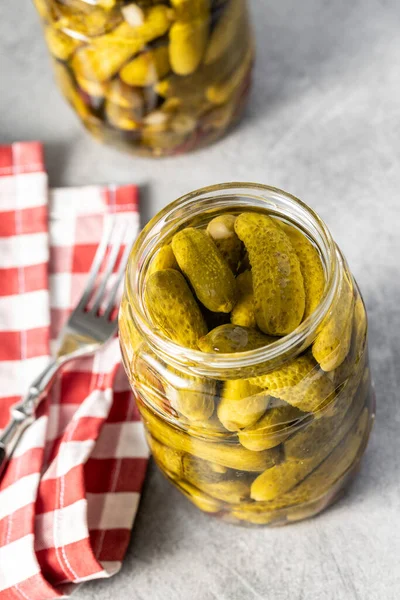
[125,183,342,378]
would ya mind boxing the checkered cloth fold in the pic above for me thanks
[0,142,148,599]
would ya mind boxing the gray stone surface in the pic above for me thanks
[1,0,399,598]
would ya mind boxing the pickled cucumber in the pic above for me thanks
[71,6,172,82]
[249,354,335,415]
[230,270,256,328]
[148,434,183,478]
[145,268,207,348]
[197,479,250,503]
[277,408,369,510]
[107,79,146,114]
[105,100,139,131]
[206,214,242,272]
[234,212,305,336]
[198,324,274,353]
[280,223,325,319]
[284,391,352,461]
[217,379,267,431]
[45,26,81,61]
[250,382,366,501]
[171,227,236,313]
[205,0,245,65]
[313,273,354,371]
[165,367,215,421]
[169,0,210,76]
[120,45,170,86]
[148,244,179,276]
[140,400,281,472]
[238,400,306,451]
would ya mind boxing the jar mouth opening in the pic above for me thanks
[125,183,340,374]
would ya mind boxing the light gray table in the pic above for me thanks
[1,0,399,598]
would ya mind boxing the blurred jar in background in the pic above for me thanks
[33,0,254,157]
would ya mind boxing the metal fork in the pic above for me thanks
[0,217,133,476]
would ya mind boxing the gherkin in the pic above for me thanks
[235,212,305,336]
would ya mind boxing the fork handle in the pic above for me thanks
[0,358,61,478]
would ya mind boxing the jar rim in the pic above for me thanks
[124,182,341,376]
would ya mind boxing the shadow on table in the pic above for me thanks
[245,0,380,126]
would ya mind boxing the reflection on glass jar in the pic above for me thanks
[119,183,375,526]
[33,0,254,157]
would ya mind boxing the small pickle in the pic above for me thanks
[231,504,282,526]
[249,354,335,415]
[171,227,237,313]
[105,100,139,131]
[282,408,370,508]
[71,6,172,82]
[204,0,245,65]
[148,435,183,478]
[198,324,274,353]
[120,45,170,86]
[148,244,179,276]
[165,367,215,422]
[107,79,146,114]
[197,480,250,503]
[279,222,325,319]
[230,270,256,328]
[44,26,81,61]
[250,383,366,501]
[206,214,242,272]
[238,399,306,451]
[284,389,352,461]
[261,407,370,512]
[169,0,210,76]
[145,268,207,348]
[217,379,267,431]
[331,296,367,388]
[140,400,281,471]
[235,212,305,336]
[76,74,107,98]
[312,273,354,371]
[53,6,121,38]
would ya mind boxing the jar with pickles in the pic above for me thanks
[119,183,375,526]
[33,0,253,157]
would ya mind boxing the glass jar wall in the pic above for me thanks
[33,0,253,157]
[119,183,375,526]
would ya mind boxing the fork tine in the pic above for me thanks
[91,222,127,313]
[104,232,135,319]
[75,216,115,313]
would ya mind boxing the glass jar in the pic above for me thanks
[119,183,375,526]
[33,0,253,157]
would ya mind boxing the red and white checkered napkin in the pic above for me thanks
[0,142,149,599]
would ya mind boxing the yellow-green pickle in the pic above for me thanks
[119,183,375,526]
[33,0,254,157]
